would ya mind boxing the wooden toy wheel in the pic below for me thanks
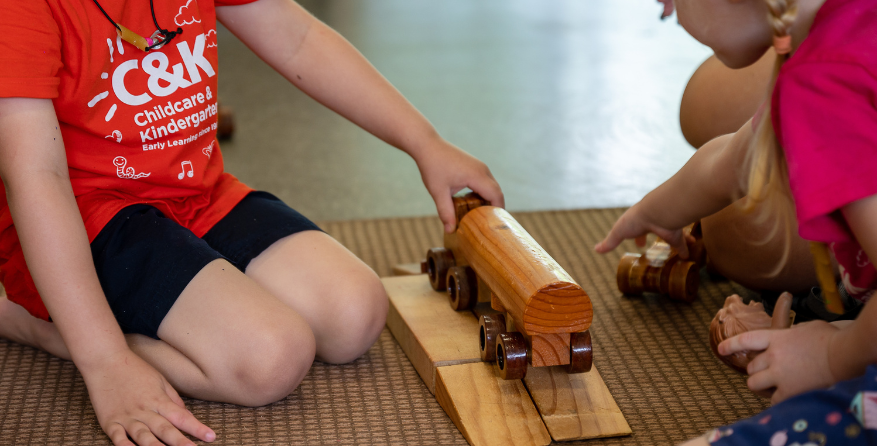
[479,313,506,361]
[496,332,527,380]
[616,253,643,295]
[447,266,477,310]
[567,330,593,374]
[426,248,456,291]
[217,103,235,141]
[667,260,699,303]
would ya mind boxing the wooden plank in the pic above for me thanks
[436,362,551,446]
[382,275,482,394]
[524,365,631,441]
[392,262,425,276]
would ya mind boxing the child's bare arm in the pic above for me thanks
[216,0,503,232]
[826,195,877,379]
[0,98,214,446]
[596,121,752,256]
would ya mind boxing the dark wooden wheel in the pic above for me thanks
[496,332,527,380]
[447,266,477,310]
[479,313,506,361]
[426,248,456,291]
[217,103,235,141]
[667,260,698,303]
[616,253,643,295]
[567,330,593,374]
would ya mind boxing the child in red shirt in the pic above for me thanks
[0,0,503,445]
[596,0,877,444]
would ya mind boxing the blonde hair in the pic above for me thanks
[740,0,799,277]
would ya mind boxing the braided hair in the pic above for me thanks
[741,0,798,276]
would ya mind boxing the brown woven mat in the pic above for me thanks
[0,209,769,445]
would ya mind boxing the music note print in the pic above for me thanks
[177,160,194,180]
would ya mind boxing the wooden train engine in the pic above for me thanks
[615,222,706,302]
[425,194,593,380]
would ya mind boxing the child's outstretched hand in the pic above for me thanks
[82,348,215,446]
[718,321,839,404]
[415,138,504,233]
[594,203,691,259]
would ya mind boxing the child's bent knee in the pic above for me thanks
[230,323,316,406]
[317,275,387,364]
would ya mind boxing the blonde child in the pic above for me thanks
[0,0,503,445]
[596,0,877,443]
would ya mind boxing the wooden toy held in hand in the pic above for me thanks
[425,193,594,380]
[709,292,794,374]
[615,222,706,302]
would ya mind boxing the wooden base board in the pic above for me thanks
[383,274,482,394]
[383,274,631,443]
[436,362,551,446]
[393,262,424,276]
[525,366,631,441]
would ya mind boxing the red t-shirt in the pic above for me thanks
[0,0,258,320]
[772,0,877,302]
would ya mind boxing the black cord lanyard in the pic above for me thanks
[91,0,183,51]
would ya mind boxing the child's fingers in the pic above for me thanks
[125,418,168,446]
[746,351,769,375]
[634,235,647,247]
[746,369,776,395]
[141,411,198,446]
[106,423,137,446]
[594,232,624,254]
[158,400,216,443]
[471,176,504,209]
[165,383,187,409]
[431,188,458,233]
[718,330,770,355]
[653,227,689,259]
[770,292,794,329]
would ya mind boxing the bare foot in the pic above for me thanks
[0,291,70,360]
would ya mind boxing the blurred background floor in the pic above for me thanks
[217,0,712,222]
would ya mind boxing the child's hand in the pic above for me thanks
[81,348,216,446]
[594,204,691,258]
[718,321,839,404]
[415,138,504,233]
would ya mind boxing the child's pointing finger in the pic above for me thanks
[718,330,771,356]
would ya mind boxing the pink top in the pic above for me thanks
[772,0,877,302]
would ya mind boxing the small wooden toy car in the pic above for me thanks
[425,193,593,380]
[616,222,706,302]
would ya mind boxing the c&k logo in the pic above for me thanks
[112,33,215,106]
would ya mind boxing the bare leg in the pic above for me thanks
[702,199,819,294]
[680,50,776,148]
[0,230,386,406]
[0,292,70,360]
[0,259,318,407]
[244,230,388,364]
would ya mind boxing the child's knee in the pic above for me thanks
[318,273,388,364]
[231,321,317,406]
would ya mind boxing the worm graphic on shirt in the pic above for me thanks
[113,156,151,179]
[202,141,214,158]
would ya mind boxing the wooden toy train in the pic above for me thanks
[425,193,593,380]
[615,222,706,302]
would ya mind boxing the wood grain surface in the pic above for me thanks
[436,363,551,446]
[457,206,593,336]
[383,275,482,394]
[524,366,631,441]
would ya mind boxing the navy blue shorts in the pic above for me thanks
[90,191,322,339]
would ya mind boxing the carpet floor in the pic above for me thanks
[0,208,769,445]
